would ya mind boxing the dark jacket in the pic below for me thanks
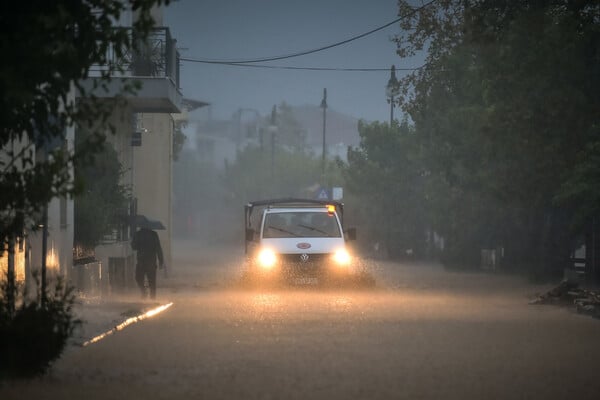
[132,228,164,268]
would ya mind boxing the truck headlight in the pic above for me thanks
[332,249,351,266]
[257,248,277,269]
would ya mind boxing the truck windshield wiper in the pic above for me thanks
[297,224,330,236]
[267,225,300,237]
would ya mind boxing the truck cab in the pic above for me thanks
[244,198,357,283]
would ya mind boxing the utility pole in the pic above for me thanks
[320,88,327,180]
[269,105,277,182]
[386,65,400,126]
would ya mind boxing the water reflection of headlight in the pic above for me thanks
[252,294,281,308]
[332,249,351,266]
[257,248,277,269]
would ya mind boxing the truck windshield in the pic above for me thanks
[263,212,341,238]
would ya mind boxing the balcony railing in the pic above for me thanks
[90,27,180,89]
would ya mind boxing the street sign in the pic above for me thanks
[316,187,329,200]
[332,187,343,200]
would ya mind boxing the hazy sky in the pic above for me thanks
[164,0,423,122]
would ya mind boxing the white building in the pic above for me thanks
[80,6,183,293]
[0,5,183,295]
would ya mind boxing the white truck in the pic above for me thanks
[244,198,358,284]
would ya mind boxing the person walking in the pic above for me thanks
[131,223,165,299]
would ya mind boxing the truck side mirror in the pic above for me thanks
[345,227,356,241]
[245,228,255,241]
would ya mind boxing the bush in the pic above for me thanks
[0,274,81,379]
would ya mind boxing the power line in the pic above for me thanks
[178,60,425,72]
[179,0,438,64]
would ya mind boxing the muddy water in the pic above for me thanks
[2,239,600,400]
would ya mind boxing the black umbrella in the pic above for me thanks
[134,214,166,230]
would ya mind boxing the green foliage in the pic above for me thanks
[0,0,169,250]
[173,144,342,243]
[386,0,600,273]
[224,145,338,202]
[0,274,81,379]
[556,140,600,230]
[225,103,342,203]
[272,102,308,151]
[343,120,429,258]
[74,140,129,250]
[340,1,598,274]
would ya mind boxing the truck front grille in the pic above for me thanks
[279,253,329,264]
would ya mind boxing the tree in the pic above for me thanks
[73,140,129,253]
[223,146,333,203]
[391,0,600,275]
[224,103,341,203]
[272,102,308,151]
[223,105,341,209]
[1,0,170,252]
[343,120,429,258]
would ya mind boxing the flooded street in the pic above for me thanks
[3,1,598,399]
[2,240,600,399]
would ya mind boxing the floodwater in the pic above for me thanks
[2,239,600,399]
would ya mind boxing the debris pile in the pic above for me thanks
[529,280,600,319]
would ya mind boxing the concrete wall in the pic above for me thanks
[86,106,174,290]
[87,102,175,287]
[103,104,135,191]
[133,113,173,268]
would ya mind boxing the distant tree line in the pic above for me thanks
[173,102,344,241]
[343,0,599,279]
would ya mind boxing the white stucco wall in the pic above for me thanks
[133,113,173,268]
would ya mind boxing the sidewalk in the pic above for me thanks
[68,240,242,346]
[70,294,164,347]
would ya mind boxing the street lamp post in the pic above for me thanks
[320,88,327,179]
[268,105,278,182]
[386,65,400,126]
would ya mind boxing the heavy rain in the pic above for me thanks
[1,1,600,399]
